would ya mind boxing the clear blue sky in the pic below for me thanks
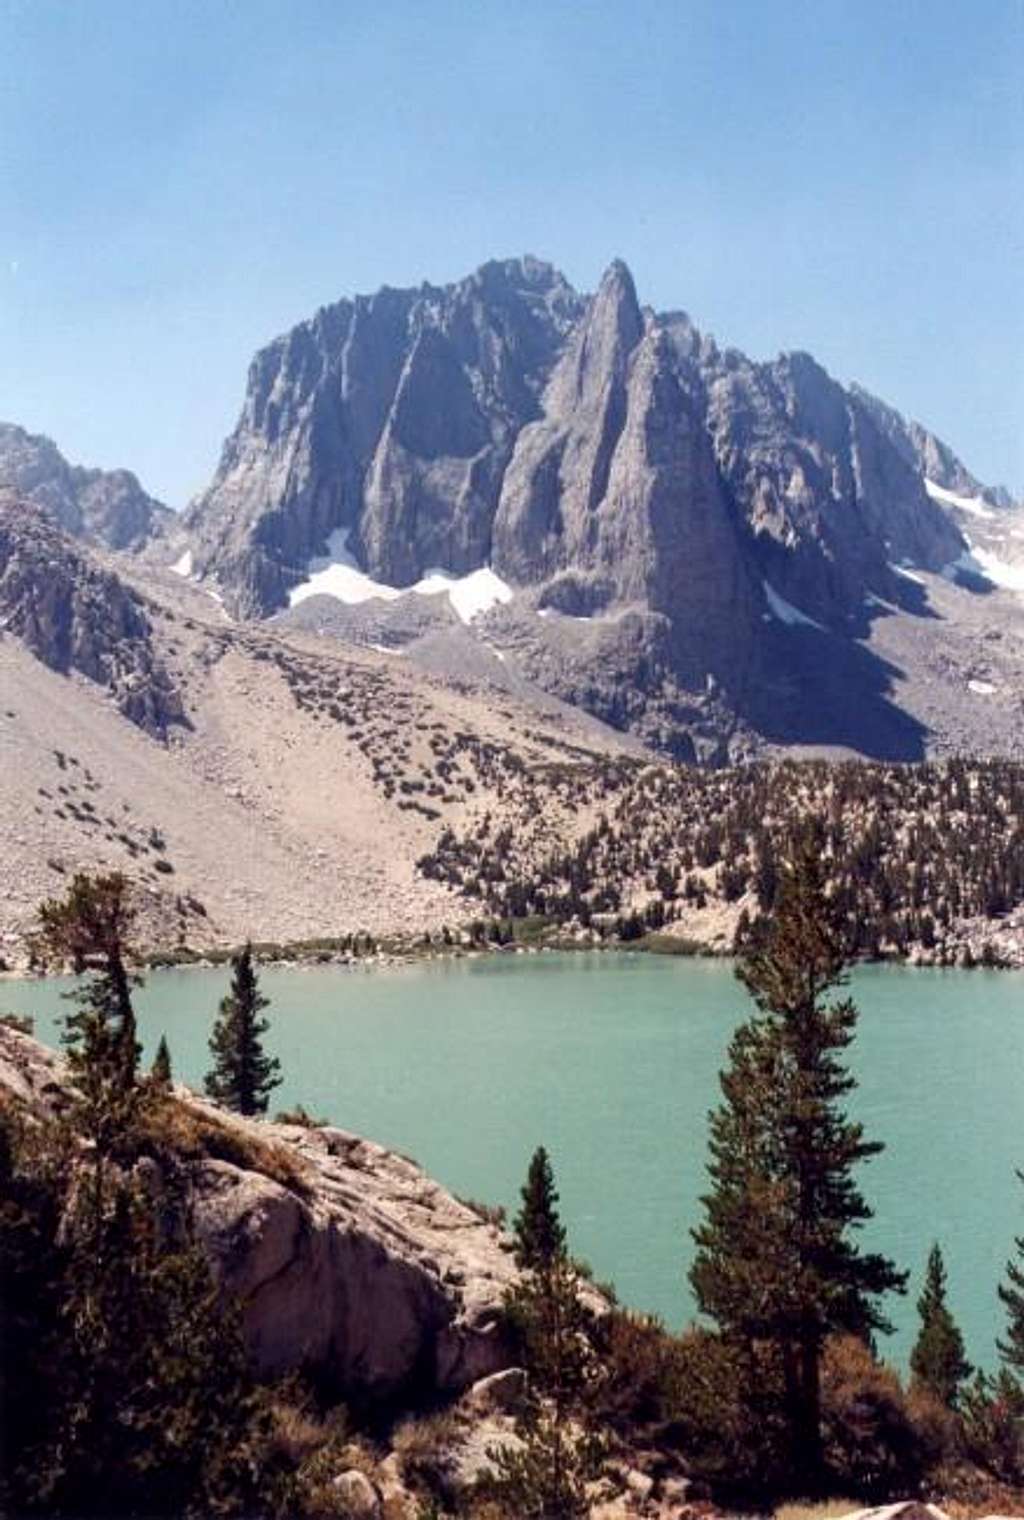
[1,0,1021,507]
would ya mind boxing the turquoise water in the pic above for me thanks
[4,952,1023,1371]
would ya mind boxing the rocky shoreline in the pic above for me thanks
[5,909,1024,983]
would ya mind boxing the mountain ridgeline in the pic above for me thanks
[0,422,172,552]
[0,257,1015,765]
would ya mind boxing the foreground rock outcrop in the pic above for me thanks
[0,1023,517,1402]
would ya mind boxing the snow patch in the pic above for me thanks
[171,549,193,577]
[940,550,982,583]
[969,546,1024,592]
[290,530,403,608]
[413,566,512,624]
[536,606,596,623]
[939,544,1024,591]
[968,679,996,695]
[762,580,825,631]
[890,562,926,586]
[924,478,995,520]
[288,530,512,624]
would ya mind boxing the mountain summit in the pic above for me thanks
[175,258,1009,758]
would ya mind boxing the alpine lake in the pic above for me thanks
[6,950,1023,1371]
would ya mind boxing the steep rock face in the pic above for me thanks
[849,383,1014,505]
[0,492,184,737]
[493,260,646,585]
[702,351,964,625]
[495,273,761,691]
[184,255,994,755]
[191,1119,516,1396]
[0,1024,517,1401]
[0,422,173,550]
[186,257,582,615]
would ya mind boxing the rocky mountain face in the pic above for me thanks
[0,491,184,737]
[176,258,1008,757]
[185,257,583,615]
[0,421,173,551]
[849,384,1014,507]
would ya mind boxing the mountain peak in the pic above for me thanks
[182,254,995,760]
[595,257,641,318]
[0,421,171,550]
[573,257,643,382]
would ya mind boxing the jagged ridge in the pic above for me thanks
[0,492,184,737]
[179,256,996,759]
[0,422,173,551]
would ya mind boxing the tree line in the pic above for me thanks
[419,756,1024,961]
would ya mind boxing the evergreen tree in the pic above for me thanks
[36,1163,265,1518]
[689,831,906,1486]
[36,875,146,1233]
[959,1175,1024,1485]
[514,1145,567,1272]
[997,1171,1024,1379]
[205,944,281,1116]
[0,1108,67,1515]
[910,1243,971,1407]
[491,1150,609,1518]
[37,872,141,1089]
[150,1034,173,1090]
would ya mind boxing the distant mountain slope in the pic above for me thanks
[0,491,183,736]
[181,255,1018,759]
[0,531,639,961]
[0,421,173,551]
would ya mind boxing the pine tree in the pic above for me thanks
[489,1148,611,1518]
[910,1243,971,1407]
[958,1174,1024,1485]
[36,874,146,1220]
[998,1171,1024,1379]
[689,830,906,1486]
[514,1145,567,1272]
[151,1035,173,1090]
[37,872,141,1089]
[38,1162,265,1518]
[205,944,281,1116]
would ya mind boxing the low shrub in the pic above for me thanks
[960,1368,1024,1486]
[392,1409,463,1508]
[457,1196,507,1228]
[820,1335,930,1501]
[589,1309,683,1434]
[275,1104,328,1129]
[139,1094,311,1195]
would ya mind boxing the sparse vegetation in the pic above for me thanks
[418,756,1024,965]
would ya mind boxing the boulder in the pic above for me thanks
[839,1505,950,1520]
[462,1366,528,1417]
[330,1469,380,1518]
